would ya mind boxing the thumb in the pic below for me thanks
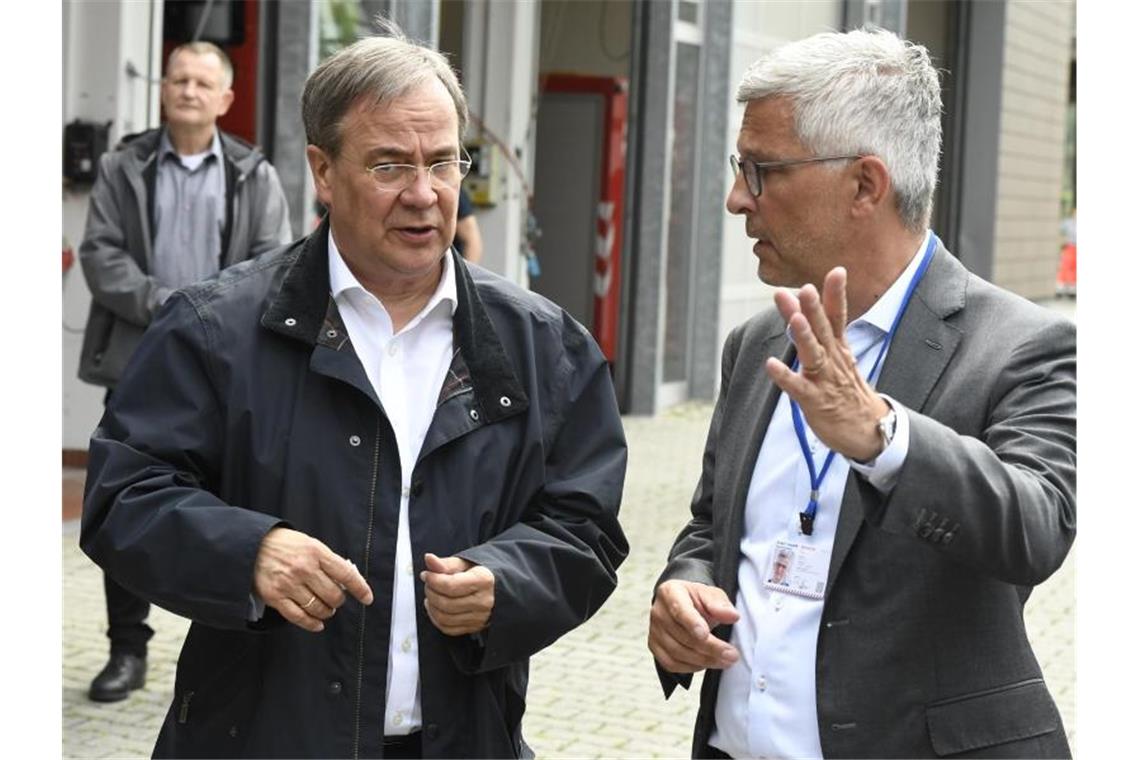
[424,552,471,575]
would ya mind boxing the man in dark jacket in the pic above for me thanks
[81,21,628,759]
[77,41,292,703]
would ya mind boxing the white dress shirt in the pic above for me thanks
[329,233,458,736]
[709,231,930,759]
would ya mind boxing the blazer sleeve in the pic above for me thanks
[248,161,295,255]
[79,293,284,630]
[861,316,1077,586]
[652,324,743,696]
[450,313,629,674]
[78,152,172,326]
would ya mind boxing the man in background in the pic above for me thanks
[77,40,292,703]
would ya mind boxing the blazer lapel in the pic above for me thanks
[826,244,967,597]
[720,330,795,598]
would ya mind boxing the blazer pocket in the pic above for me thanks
[925,679,1059,756]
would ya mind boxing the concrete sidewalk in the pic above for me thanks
[62,297,1076,758]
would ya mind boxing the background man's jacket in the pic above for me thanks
[77,126,292,387]
[658,244,1075,759]
[81,223,629,758]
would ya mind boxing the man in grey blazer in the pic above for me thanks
[648,29,1074,759]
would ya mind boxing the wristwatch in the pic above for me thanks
[875,403,898,454]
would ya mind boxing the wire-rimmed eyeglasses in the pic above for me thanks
[729,153,863,196]
[365,153,473,192]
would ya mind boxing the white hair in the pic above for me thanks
[736,28,942,232]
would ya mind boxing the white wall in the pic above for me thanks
[716,1,843,382]
[462,0,541,286]
[62,0,163,451]
[991,0,1074,299]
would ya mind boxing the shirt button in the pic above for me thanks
[393,712,404,727]
[773,596,784,611]
[401,636,413,653]
[756,675,767,692]
[349,435,361,447]
[405,561,414,576]
[388,343,398,357]
[401,486,410,498]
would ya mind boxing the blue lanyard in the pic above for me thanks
[790,233,938,536]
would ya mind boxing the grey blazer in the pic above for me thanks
[658,244,1075,758]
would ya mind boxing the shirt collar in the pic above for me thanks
[158,128,223,165]
[327,229,458,323]
[851,229,932,335]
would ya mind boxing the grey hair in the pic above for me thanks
[736,28,942,232]
[302,17,468,156]
[166,41,234,90]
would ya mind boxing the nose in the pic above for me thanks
[726,172,755,216]
[399,167,438,208]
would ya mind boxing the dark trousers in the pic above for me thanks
[103,572,153,657]
[100,387,154,658]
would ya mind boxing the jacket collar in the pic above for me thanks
[120,126,265,177]
[261,218,527,420]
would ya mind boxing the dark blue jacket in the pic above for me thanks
[81,220,629,758]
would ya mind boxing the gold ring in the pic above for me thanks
[302,594,317,610]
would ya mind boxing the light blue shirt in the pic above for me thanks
[708,231,930,759]
[152,129,226,289]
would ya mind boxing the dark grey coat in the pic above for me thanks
[657,245,1075,758]
[77,127,292,387]
[81,224,629,758]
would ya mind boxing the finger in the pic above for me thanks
[692,586,742,627]
[424,552,473,575]
[424,599,488,635]
[421,566,493,598]
[304,572,347,612]
[294,591,336,621]
[797,284,838,357]
[656,582,712,640]
[320,552,373,605]
[649,625,713,673]
[786,312,829,378]
[766,356,811,401]
[821,267,848,342]
[773,288,801,326]
[424,585,490,614]
[277,598,325,633]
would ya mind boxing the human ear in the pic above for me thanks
[850,156,891,220]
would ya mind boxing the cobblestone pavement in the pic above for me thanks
[62,299,1076,758]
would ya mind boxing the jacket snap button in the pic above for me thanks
[327,680,342,696]
[284,317,297,327]
[941,532,954,544]
[349,435,361,447]
[229,725,239,738]
[326,329,337,338]
[469,409,480,421]
[499,396,511,407]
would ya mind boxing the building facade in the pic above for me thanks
[62,0,1075,452]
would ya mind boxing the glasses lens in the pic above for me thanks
[429,160,471,187]
[370,165,415,190]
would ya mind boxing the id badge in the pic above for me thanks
[763,538,829,600]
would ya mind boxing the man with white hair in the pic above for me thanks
[648,28,1073,758]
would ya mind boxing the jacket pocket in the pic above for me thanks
[925,678,1059,756]
[171,627,262,757]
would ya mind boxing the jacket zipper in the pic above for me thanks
[353,417,383,760]
[178,690,195,724]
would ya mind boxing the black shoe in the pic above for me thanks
[88,653,147,702]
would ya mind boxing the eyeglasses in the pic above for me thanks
[729,153,862,196]
[364,154,472,192]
